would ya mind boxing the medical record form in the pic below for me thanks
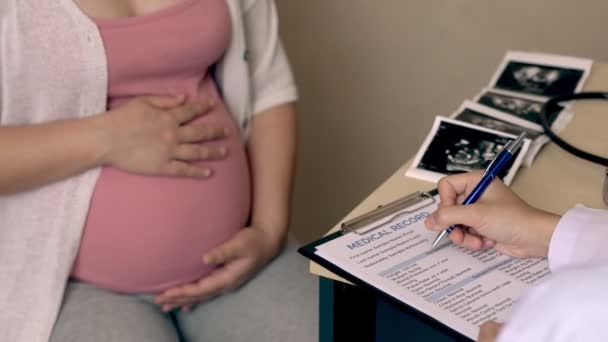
[300,191,550,340]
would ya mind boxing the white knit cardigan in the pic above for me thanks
[0,0,297,341]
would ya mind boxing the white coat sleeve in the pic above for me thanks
[548,205,608,272]
[497,263,608,342]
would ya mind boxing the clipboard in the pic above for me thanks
[298,188,473,341]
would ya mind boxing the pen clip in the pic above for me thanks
[482,133,525,178]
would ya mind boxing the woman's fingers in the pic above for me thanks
[173,144,228,162]
[172,101,214,124]
[163,161,212,178]
[177,124,229,143]
[105,95,230,177]
[143,94,186,109]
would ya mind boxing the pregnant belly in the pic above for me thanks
[72,104,251,294]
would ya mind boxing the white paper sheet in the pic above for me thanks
[314,195,550,340]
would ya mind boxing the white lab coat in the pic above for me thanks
[498,206,608,342]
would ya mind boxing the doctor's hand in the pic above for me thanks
[478,321,504,342]
[154,226,284,312]
[424,171,560,258]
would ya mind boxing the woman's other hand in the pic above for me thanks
[102,95,229,177]
[154,226,284,311]
[424,171,560,258]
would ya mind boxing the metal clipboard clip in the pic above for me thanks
[340,191,436,235]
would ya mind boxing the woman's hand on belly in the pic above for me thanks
[102,95,230,177]
[153,225,283,311]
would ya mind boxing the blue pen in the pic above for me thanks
[430,132,527,248]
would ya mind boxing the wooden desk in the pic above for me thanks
[311,63,608,341]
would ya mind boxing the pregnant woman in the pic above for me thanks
[0,0,317,341]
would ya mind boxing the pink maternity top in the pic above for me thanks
[70,0,251,294]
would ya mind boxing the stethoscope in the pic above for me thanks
[540,92,608,205]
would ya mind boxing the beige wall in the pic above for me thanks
[276,1,608,243]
